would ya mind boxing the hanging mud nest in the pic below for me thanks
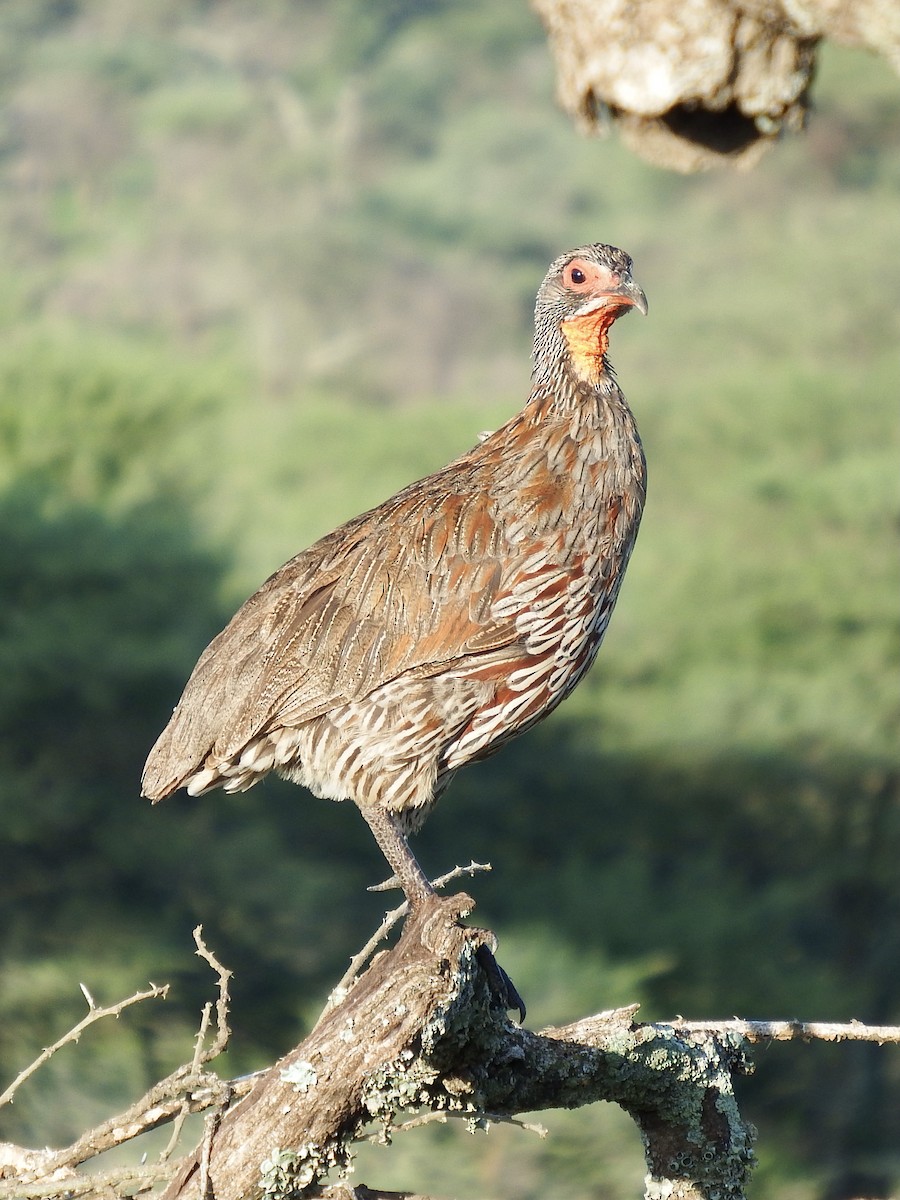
[533,0,900,170]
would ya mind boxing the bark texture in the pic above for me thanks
[532,0,900,170]
[163,894,755,1200]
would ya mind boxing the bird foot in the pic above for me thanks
[359,807,437,904]
[365,859,525,1020]
[407,895,525,1020]
[367,873,406,895]
[475,943,526,1024]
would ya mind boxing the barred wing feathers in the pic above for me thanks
[141,459,543,801]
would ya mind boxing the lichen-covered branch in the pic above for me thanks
[5,905,900,1200]
[162,894,756,1200]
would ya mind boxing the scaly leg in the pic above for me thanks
[359,804,436,904]
[358,805,525,1019]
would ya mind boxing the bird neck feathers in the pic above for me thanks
[530,320,617,415]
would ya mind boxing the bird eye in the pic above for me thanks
[569,267,586,285]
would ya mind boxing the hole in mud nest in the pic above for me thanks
[661,103,764,155]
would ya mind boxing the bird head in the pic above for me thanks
[533,243,648,390]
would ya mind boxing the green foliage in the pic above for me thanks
[354,1091,646,1200]
[0,3,897,1197]
[0,331,228,508]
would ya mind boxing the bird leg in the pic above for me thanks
[358,805,526,1019]
[358,805,436,904]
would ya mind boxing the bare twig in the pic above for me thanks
[315,1188,441,1200]
[160,1003,213,1161]
[431,860,491,889]
[161,925,235,1161]
[0,1159,183,1199]
[198,1098,229,1200]
[367,860,491,895]
[191,925,232,1062]
[676,1017,900,1044]
[382,1109,547,1139]
[199,1126,215,1200]
[466,1112,548,1138]
[8,932,237,1187]
[0,984,169,1111]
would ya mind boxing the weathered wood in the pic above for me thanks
[5,916,900,1199]
[164,894,755,1200]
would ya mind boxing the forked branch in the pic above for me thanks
[4,901,900,1200]
[161,893,757,1200]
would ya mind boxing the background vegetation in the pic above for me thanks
[0,2,897,1197]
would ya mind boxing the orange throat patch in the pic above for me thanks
[560,307,617,386]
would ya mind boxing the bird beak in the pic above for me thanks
[617,276,649,316]
[575,275,649,319]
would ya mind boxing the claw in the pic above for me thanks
[475,943,526,1023]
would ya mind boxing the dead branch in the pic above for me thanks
[160,926,235,1163]
[2,1066,251,1190]
[0,928,237,1199]
[5,902,900,1200]
[676,1018,900,1044]
[0,1161,176,1199]
[190,925,232,1064]
[325,861,491,1014]
[0,984,169,1111]
[161,894,756,1200]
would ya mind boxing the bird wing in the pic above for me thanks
[141,458,545,798]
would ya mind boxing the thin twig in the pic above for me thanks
[313,1188,440,1200]
[21,933,237,1180]
[380,1109,547,1139]
[466,1112,548,1138]
[0,1158,183,1200]
[160,1002,213,1161]
[367,860,491,895]
[199,1089,231,1200]
[174,926,236,1184]
[431,860,491,889]
[675,1017,900,1044]
[325,862,491,1014]
[191,925,232,1062]
[158,924,234,1160]
[0,984,169,1110]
